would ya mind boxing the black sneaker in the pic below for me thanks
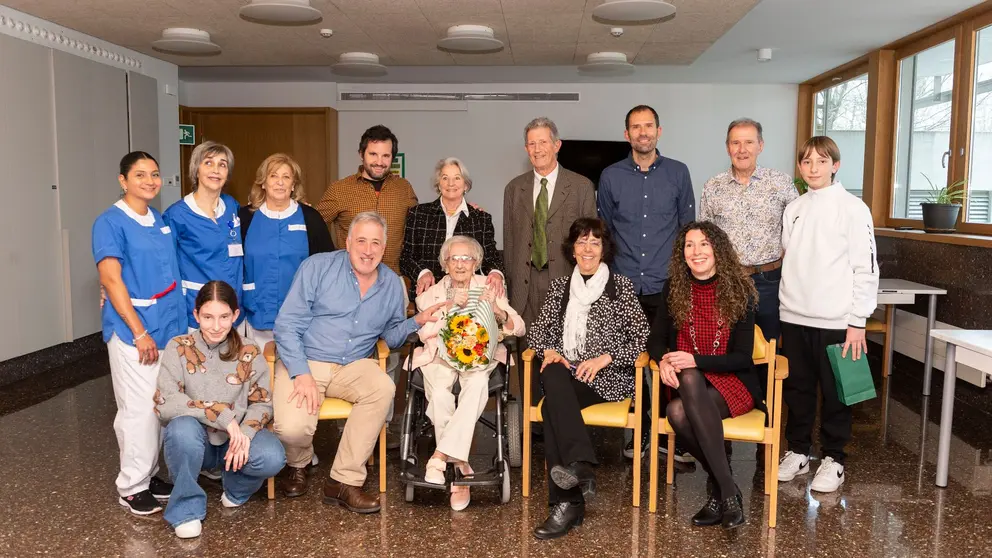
[119,490,164,516]
[149,477,173,500]
[623,430,653,459]
[672,444,695,464]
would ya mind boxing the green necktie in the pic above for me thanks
[532,177,549,268]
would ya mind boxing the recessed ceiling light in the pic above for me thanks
[331,52,387,77]
[240,0,322,25]
[592,0,676,23]
[152,28,221,55]
[578,52,635,75]
[437,25,504,53]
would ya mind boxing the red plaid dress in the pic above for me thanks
[675,279,754,417]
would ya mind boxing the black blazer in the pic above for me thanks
[399,198,503,283]
[239,203,334,256]
[646,281,764,412]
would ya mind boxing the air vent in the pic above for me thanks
[339,92,579,102]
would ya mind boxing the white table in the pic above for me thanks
[877,279,947,395]
[929,329,992,487]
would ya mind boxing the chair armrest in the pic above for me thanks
[263,341,276,363]
[635,351,649,368]
[522,348,535,416]
[522,348,534,362]
[376,339,389,371]
[774,355,789,380]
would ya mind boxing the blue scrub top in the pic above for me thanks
[91,200,186,349]
[163,193,245,329]
[243,201,309,331]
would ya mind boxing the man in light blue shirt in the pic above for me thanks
[273,212,443,512]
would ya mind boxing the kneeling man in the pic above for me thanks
[273,211,442,512]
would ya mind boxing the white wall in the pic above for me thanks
[0,5,181,208]
[335,82,799,245]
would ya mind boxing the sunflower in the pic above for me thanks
[478,328,489,344]
[456,346,476,365]
[449,315,471,334]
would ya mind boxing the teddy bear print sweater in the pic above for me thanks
[156,331,273,445]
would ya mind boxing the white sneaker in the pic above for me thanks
[220,492,241,508]
[810,457,845,493]
[425,457,446,485]
[777,451,811,482]
[174,519,202,539]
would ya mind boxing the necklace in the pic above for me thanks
[687,290,723,355]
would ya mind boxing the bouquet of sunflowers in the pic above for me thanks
[438,287,499,373]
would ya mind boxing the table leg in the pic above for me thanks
[883,304,895,378]
[935,343,956,488]
[922,294,938,396]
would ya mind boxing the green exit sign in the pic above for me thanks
[391,152,405,178]
[179,124,195,146]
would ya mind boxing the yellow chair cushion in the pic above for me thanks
[533,398,632,428]
[662,409,767,442]
[318,398,354,421]
[866,318,886,333]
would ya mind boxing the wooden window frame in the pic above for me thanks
[798,1,992,237]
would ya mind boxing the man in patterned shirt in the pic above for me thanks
[699,118,798,345]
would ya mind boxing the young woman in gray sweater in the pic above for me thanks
[155,281,285,539]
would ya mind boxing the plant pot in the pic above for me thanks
[921,203,961,233]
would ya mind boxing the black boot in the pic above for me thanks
[550,461,595,492]
[721,488,745,530]
[691,495,723,526]
[534,502,585,540]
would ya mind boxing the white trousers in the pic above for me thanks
[106,334,162,496]
[242,322,275,351]
[421,361,491,462]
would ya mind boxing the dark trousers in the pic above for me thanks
[637,290,665,422]
[780,322,851,464]
[752,268,782,400]
[540,362,605,504]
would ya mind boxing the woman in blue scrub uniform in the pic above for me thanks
[164,141,244,331]
[237,153,333,349]
[92,151,186,516]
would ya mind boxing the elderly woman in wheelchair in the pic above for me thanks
[405,235,525,510]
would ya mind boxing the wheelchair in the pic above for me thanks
[399,335,523,504]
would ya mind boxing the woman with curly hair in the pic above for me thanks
[647,221,760,530]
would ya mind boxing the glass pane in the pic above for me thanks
[892,39,955,219]
[811,75,868,198]
[967,25,992,224]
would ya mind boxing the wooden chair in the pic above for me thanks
[647,325,790,528]
[521,349,648,507]
[867,309,893,377]
[264,340,389,499]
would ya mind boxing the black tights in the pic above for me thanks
[666,368,734,500]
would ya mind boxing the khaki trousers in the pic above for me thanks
[421,361,492,462]
[273,358,395,486]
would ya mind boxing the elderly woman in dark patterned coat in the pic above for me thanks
[527,217,648,540]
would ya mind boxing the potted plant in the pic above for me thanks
[919,173,966,233]
[794,177,808,195]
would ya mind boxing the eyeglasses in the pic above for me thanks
[446,255,477,263]
[575,240,602,248]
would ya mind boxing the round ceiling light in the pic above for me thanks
[592,0,676,23]
[437,25,504,52]
[239,0,322,24]
[578,52,635,74]
[151,28,221,55]
[331,52,387,77]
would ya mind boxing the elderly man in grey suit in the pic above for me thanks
[503,117,597,405]
[503,116,597,326]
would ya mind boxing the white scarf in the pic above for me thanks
[562,262,609,360]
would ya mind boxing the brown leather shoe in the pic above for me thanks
[322,478,381,514]
[281,466,309,498]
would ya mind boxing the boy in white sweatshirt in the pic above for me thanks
[777,136,879,493]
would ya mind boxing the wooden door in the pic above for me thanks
[179,107,337,206]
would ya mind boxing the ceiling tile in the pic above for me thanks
[415,0,503,11]
[510,43,576,66]
[420,9,508,41]
[498,0,587,14]
[634,41,710,65]
[576,10,654,45]
[451,47,514,65]
[503,12,583,44]
[329,0,423,15]
[377,42,455,65]
[349,12,438,43]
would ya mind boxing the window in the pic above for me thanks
[813,74,869,197]
[892,39,956,220]
[967,25,992,224]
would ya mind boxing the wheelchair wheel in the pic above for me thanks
[500,458,512,503]
[506,399,523,468]
[405,483,415,503]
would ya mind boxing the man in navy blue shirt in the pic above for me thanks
[598,105,696,461]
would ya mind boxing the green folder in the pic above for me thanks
[826,344,877,406]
